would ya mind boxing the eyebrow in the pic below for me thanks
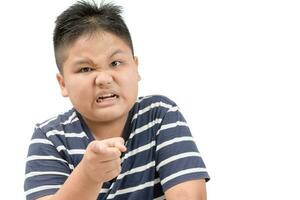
[72,49,128,66]
[109,49,127,58]
[73,58,95,67]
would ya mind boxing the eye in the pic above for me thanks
[111,61,122,68]
[79,67,93,73]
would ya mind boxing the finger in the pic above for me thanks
[103,137,127,152]
[98,148,121,162]
[113,140,127,152]
[89,138,127,157]
[105,147,122,159]
[102,158,121,173]
[94,147,122,162]
[102,166,122,182]
[90,141,108,154]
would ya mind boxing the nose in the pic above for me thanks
[95,71,113,86]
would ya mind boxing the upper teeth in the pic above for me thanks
[100,94,114,98]
[97,94,117,101]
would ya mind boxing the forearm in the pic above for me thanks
[42,162,103,200]
[165,179,207,200]
[37,138,125,200]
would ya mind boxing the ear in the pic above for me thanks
[56,73,69,97]
[134,56,141,81]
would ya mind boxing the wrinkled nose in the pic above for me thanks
[95,71,113,86]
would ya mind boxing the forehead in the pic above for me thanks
[70,31,131,54]
[59,31,132,67]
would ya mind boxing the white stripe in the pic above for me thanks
[26,155,74,170]
[129,118,162,139]
[39,116,58,128]
[25,185,61,196]
[167,106,179,112]
[154,195,166,200]
[62,111,78,125]
[64,132,87,138]
[30,139,53,145]
[62,116,79,125]
[156,152,201,170]
[26,155,68,163]
[156,121,188,136]
[136,95,152,103]
[66,149,85,155]
[117,161,156,180]
[68,164,75,170]
[56,145,86,155]
[105,161,156,193]
[161,168,207,185]
[107,178,160,199]
[100,188,110,194]
[156,136,194,151]
[46,130,65,137]
[46,130,87,138]
[39,110,77,128]
[107,182,116,191]
[25,171,69,179]
[132,102,174,121]
[122,141,156,162]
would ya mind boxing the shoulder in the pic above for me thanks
[32,108,87,142]
[133,95,179,118]
[136,95,178,108]
[35,108,77,132]
[129,95,180,126]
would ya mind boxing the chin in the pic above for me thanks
[93,110,128,122]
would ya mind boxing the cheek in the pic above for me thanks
[117,72,138,95]
[66,77,91,97]
[121,71,139,88]
[126,75,139,97]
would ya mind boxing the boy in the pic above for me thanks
[24,1,210,199]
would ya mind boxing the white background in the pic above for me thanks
[0,0,299,199]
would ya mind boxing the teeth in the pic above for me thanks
[96,93,117,103]
[100,94,114,98]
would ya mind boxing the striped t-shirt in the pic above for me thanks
[24,95,210,200]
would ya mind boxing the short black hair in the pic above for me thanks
[53,0,134,73]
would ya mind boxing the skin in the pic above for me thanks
[39,137,127,200]
[57,31,140,140]
[38,31,207,200]
[165,179,207,200]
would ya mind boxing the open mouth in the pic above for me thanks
[96,93,119,103]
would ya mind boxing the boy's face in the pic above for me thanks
[56,31,140,124]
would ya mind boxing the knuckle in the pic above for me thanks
[110,148,121,158]
[87,141,95,150]
[115,149,121,157]
[118,137,125,144]
[84,152,93,163]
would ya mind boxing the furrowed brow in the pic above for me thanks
[109,49,126,58]
[73,58,95,66]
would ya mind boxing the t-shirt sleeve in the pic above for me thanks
[24,126,71,200]
[155,105,210,192]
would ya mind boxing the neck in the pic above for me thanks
[83,114,128,141]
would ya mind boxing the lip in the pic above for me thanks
[95,90,119,107]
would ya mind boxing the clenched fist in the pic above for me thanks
[79,137,127,184]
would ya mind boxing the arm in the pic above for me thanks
[165,179,207,200]
[37,161,103,200]
[36,138,126,200]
